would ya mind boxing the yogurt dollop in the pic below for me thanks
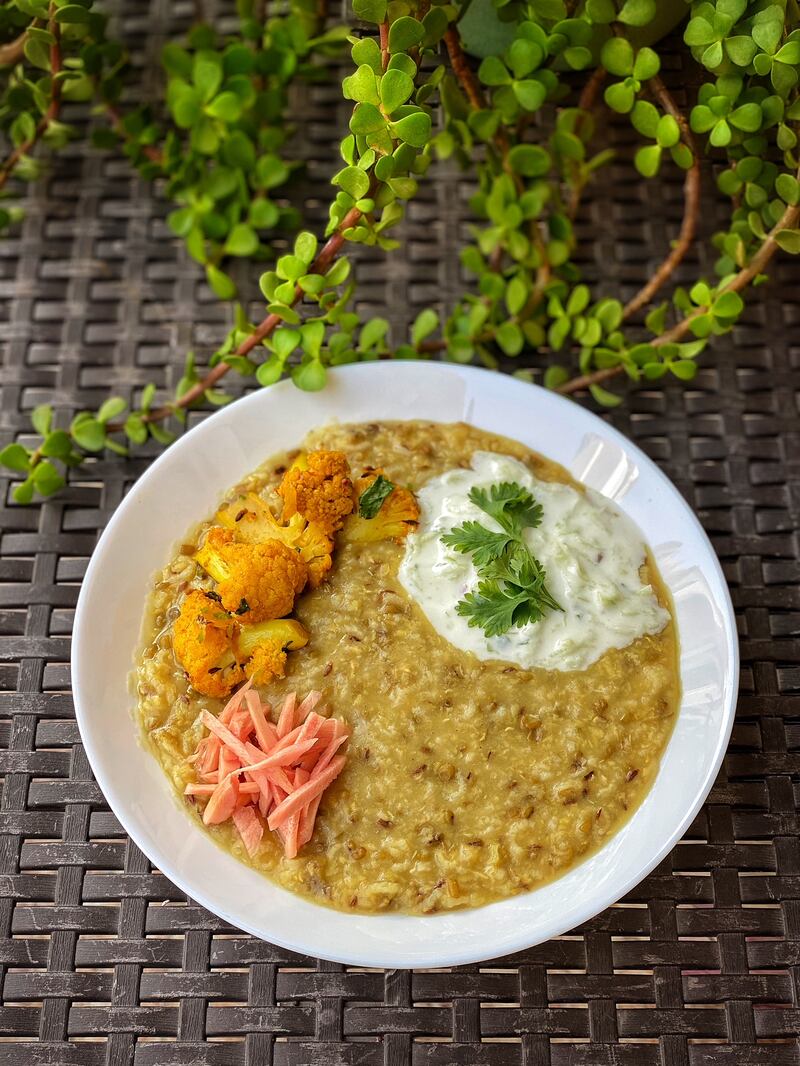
[398,451,669,672]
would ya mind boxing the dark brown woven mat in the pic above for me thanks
[2,1,800,1063]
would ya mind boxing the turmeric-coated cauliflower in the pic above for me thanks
[238,618,309,685]
[342,468,420,544]
[216,493,333,588]
[277,450,355,536]
[195,527,307,623]
[172,591,310,697]
[172,590,244,699]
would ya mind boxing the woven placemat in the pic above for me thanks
[1,1,799,1063]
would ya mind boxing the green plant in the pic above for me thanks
[1,0,799,502]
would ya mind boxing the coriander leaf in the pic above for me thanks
[468,481,543,536]
[456,579,531,637]
[359,474,394,518]
[441,520,514,568]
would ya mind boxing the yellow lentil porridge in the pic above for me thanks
[135,420,680,914]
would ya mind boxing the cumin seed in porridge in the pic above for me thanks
[135,420,679,914]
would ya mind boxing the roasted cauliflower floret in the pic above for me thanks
[277,450,355,536]
[342,468,420,544]
[173,592,310,697]
[195,527,307,623]
[172,590,244,699]
[237,618,309,685]
[216,493,333,589]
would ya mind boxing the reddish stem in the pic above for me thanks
[104,100,164,165]
[621,75,701,320]
[557,179,800,396]
[108,203,366,428]
[0,16,61,193]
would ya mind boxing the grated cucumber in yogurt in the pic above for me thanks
[398,451,669,672]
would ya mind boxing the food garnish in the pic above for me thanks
[358,474,395,519]
[441,480,561,637]
[185,681,349,859]
[341,468,420,544]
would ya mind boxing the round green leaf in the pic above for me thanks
[631,100,660,138]
[496,321,524,356]
[656,114,680,148]
[31,404,52,437]
[478,56,511,87]
[774,41,800,65]
[774,228,800,254]
[388,16,425,54]
[193,50,223,101]
[618,0,656,26]
[544,365,570,389]
[256,357,286,387]
[729,102,762,132]
[224,223,259,257]
[513,79,546,111]
[54,5,92,23]
[0,443,31,473]
[635,144,662,178]
[350,103,386,135]
[32,460,65,496]
[249,199,280,229]
[684,16,716,47]
[71,418,106,452]
[600,38,634,77]
[380,69,415,113]
[124,415,148,446]
[392,112,432,148]
[205,91,242,122]
[353,0,387,24]
[775,173,800,206]
[333,165,371,200]
[221,131,256,169]
[412,308,439,345]
[343,64,380,105]
[295,232,318,265]
[604,81,635,114]
[508,144,550,176]
[725,36,757,66]
[292,358,327,391]
[206,265,237,300]
[507,39,543,79]
[713,290,744,318]
[632,47,660,81]
[96,397,127,424]
[709,118,732,147]
[40,431,72,459]
[12,479,35,505]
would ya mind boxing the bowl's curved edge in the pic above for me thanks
[70,362,739,968]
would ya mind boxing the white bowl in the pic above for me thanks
[72,363,738,968]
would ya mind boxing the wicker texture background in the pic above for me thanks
[1,0,800,1062]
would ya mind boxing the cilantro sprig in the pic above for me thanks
[441,480,561,637]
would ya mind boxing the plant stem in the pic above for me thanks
[380,20,390,70]
[102,100,164,165]
[621,75,701,320]
[0,29,29,67]
[567,67,606,220]
[0,13,61,194]
[557,178,800,396]
[107,203,367,429]
[443,27,486,111]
